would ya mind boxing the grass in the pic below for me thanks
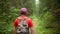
[30,15,55,34]
[2,15,56,34]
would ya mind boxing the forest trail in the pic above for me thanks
[32,18,39,34]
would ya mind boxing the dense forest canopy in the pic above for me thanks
[0,0,60,34]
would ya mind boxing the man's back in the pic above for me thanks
[14,15,33,28]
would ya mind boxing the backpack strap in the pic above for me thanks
[17,17,28,21]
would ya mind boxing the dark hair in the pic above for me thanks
[20,11,26,15]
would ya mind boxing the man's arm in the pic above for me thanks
[13,18,18,34]
[28,18,34,34]
[29,27,34,34]
[13,27,16,34]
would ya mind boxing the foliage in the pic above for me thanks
[0,0,60,34]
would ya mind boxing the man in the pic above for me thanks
[13,8,34,34]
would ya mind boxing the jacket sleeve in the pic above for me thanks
[28,18,33,28]
[14,18,18,28]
